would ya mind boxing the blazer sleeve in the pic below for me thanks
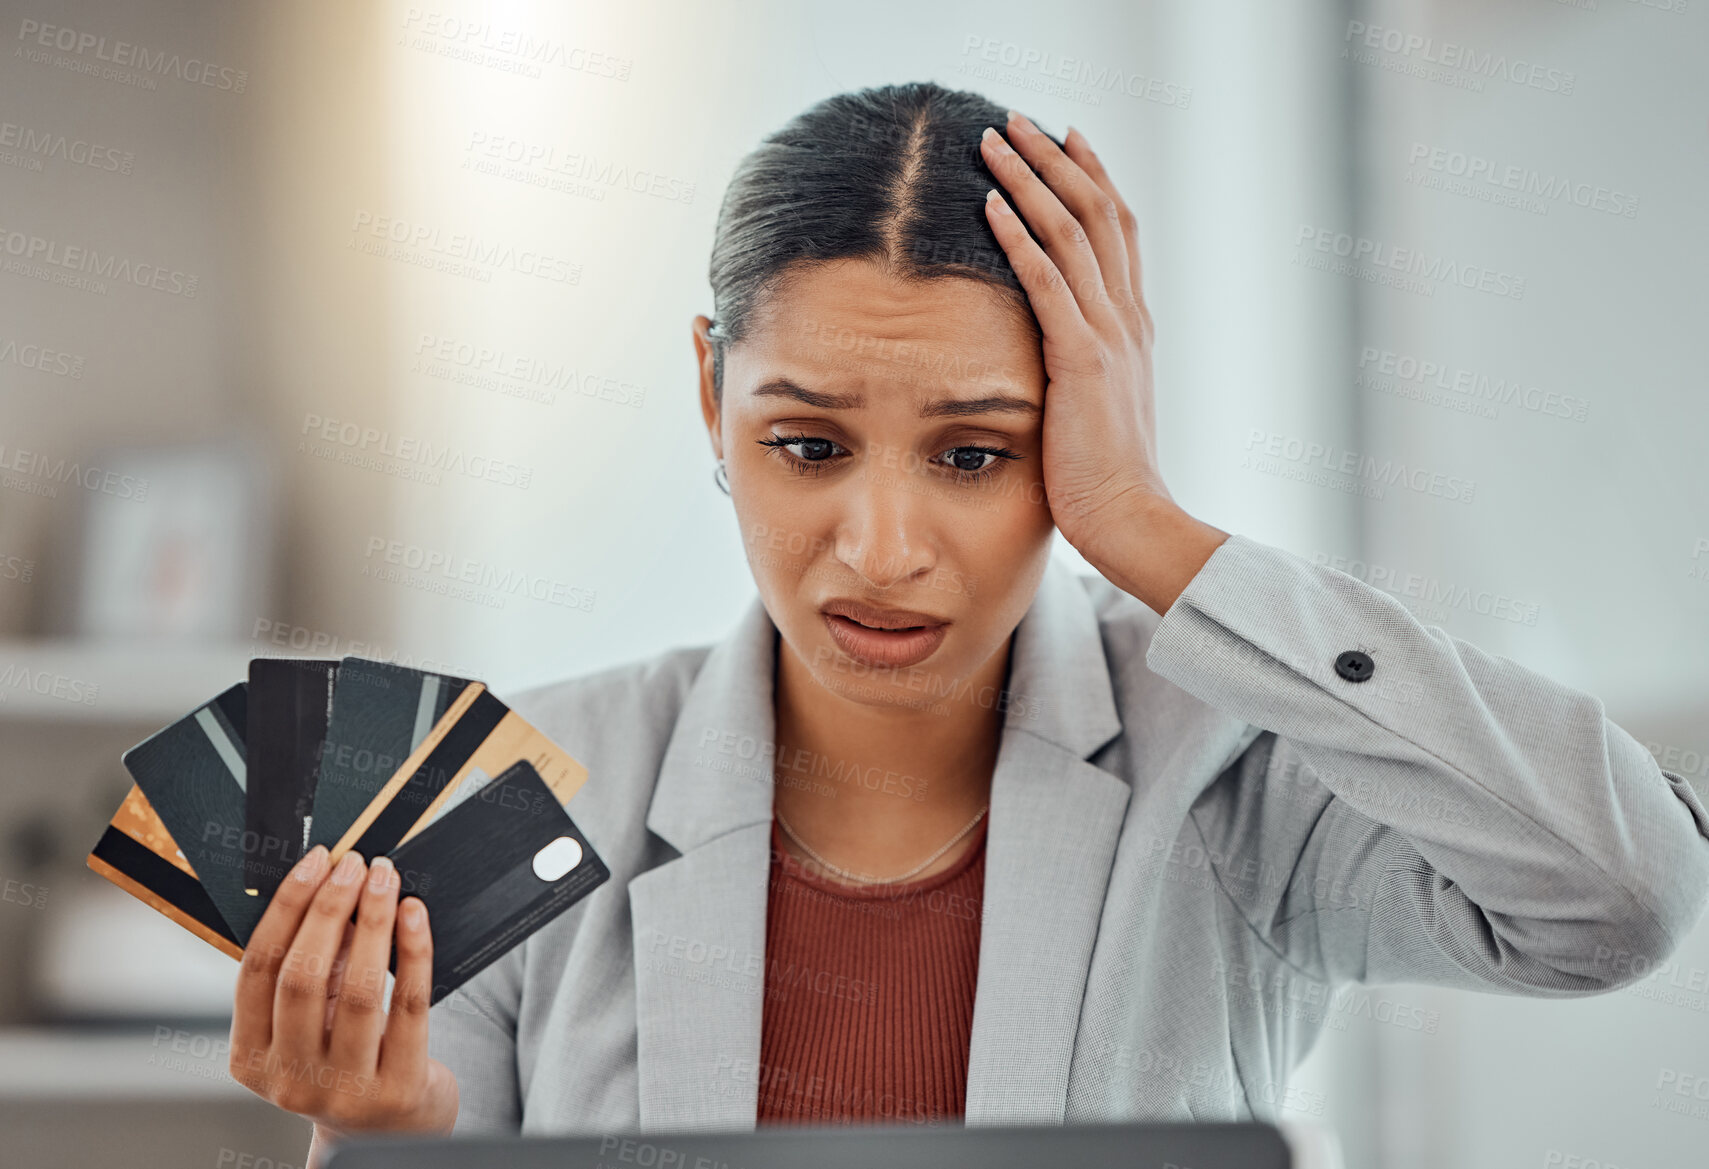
[426,944,525,1133]
[1143,533,1709,995]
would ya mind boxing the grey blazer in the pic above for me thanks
[428,533,1709,1134]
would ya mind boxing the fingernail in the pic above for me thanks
[292,846,329,884]
[331,851,365,886]
[981,126,999,145]
[1005,108,1021,126]
[368,855,395,893]
[986,189,1010,215]
[401,899,426,929]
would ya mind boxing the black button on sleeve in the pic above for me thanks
[1334,650,1374,683]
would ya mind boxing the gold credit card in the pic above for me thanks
[87,785,244,961]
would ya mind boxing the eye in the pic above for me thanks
[782,437,840,462]
[936,445,1022,484]
[755,433,1022,484]
[943,448,999,474]
[758,430,844,471]
[756,433,847,477]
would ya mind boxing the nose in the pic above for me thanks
[833,454,939,590]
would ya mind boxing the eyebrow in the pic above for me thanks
[749,377,1041,419]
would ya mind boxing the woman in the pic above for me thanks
[226,82,1709,1160]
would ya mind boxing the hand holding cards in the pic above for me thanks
[88,656,609,1005]
[227,839,457,1140]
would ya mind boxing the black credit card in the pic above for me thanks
[306,658,474,853]
[119,683,264,944]
[384,759,609,1005]
[245,658,339,898]
[338,684,505,861]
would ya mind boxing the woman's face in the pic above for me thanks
[695,257,1056,712]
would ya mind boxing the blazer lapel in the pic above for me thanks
[964,558,1128,1124]
[629,822,772,1128]
[628,557,1128,1129]
[963,735,1130,1123]
[630,595,778,1129]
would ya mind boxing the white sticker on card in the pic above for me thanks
[532,836,583,881]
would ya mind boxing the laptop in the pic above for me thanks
[324,1120,1291,1168]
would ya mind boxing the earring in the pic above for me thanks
[713,459,730,495]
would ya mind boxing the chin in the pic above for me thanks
[805,660,959,715]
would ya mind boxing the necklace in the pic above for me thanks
[773,803,989,887]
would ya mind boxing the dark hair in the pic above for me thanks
[705,81,1061,403]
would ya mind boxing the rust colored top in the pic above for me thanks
[755,815,988,1126]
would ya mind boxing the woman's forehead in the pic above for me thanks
[756,257,1027,334]
[738,369,1044,424]
[738,262,1045,398]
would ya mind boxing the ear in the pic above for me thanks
[692,314,723,461]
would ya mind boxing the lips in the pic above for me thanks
[819,599,949,669]
[820,599,946,631]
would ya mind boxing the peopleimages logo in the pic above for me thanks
[401,8,633,81]
[463,132,696,205]
[1243,429,1476,504]
[299,412,534,489]
[1342,20,1575,95]
[361,537,597,613]
[0,336,85,380]
[1295,225,1524,300]
[1358,347,1588,423]
[1407,142,1639,219]
[349,211,580,285]
[1310,552,1541,626]
[0,224,199,297]
[0,119,134,174]
[15,18,249,92]
[411,332,647,409]
[0,442,149,501]
[956,34,1192,110]
[249,619,474,680]
[0,663,99,706]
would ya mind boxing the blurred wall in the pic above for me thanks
[0,0,251,628]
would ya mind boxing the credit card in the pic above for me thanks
[119,682,264,944]
[385,759,609,1004]
[331,685,591,862]
[86,784,243,960]
[245,658,339,898]
[306,658,474,853]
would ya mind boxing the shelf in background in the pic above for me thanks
[0,1025,248,1097]
[0,640,256,723]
